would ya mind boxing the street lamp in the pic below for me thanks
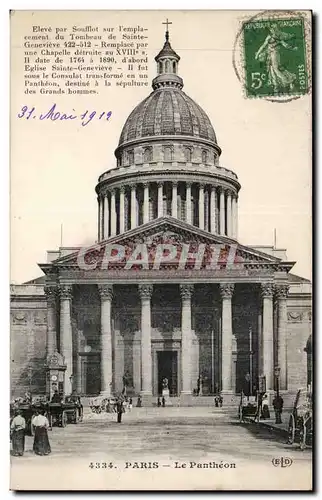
[69,374,74,394]
[274,366,281,397]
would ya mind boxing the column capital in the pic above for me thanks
[180,284,194,300]
[142,182,149,189]
[220,283,234,299]
[44,285,58,300]
[172,180,178,187]
[274,284,290,299]
[98,284,113,300]
[138,284,153,300]
[110,188,116,196]
[199,182,205,189]
[119,185,126,194]
[261,283,274,298]
[131,183,137,191]
[186,181,192,188]
[211,184,217,193]
[157,181,164,187]
[59,285,72,300]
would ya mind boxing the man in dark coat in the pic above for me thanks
[272,393,284,424]
[116,399,124,423]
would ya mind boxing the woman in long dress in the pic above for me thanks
[255,24,298,93]
[10,410,26,456]
[32,410,51,456]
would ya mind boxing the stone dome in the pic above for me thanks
[118,88,217,147]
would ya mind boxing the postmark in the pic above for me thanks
[233,11,311,102]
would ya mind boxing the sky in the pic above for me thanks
[10,10,312,283]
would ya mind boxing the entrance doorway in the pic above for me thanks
[157,351,178,396]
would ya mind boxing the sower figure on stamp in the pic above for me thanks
[255,23,298,93]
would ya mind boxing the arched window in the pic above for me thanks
[128,150,134,165]
[143,147,152,163]
[202,150,208,164]
[165,60,170,72]
[163,146,172,162]
[184,147,192,162]
[213,153,217,165]
[172,61,176,74]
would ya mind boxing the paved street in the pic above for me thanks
[10,408,312,490]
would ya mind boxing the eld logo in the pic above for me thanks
[272,457,293,468]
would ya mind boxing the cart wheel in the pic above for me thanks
[288,414,295,444]
[62,411,68,427]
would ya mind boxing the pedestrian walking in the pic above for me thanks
[136,396,142,407]
[272,393,284,424]
[32,410,51,456]
[260,393,270,420]
[116,399,124,423]
[10,410,26,456]
[157,397,161,407]
[128,398,133,411]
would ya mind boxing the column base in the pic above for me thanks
[140,392,153,407]
[220,390,235,406]
[100,391,112,398]
[180,392,193,406]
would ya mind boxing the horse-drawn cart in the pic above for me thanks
[47,398,83,429]
[238,395,258,422]
[288,388,312,450]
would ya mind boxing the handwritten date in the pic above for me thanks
[17,104,112,127]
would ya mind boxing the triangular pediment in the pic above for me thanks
[41,217,294,273]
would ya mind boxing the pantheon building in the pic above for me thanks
[11,30,312,405]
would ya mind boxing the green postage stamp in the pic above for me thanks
[243,17,308,98]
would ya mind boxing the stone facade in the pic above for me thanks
[10,30,312,403]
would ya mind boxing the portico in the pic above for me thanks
[41,218,292,403]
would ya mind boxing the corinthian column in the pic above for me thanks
[59,285,73,395]
[210,186,217,234]
[139,284,153,396]
[143,183,149,224]
[220,283,234,394]
[119,186,125,234]
[110,189,116,236]
[261,283,274,392]
[275,284,289,391]
[186,182,192,224]
[220,188,225,235]
[227,191,232,237]
[199,184,205,230]
[180,284,194,396]
[157,182,163,218]
[131,185,137,229]
[98,284,113,396]
[44,285,57,357]
[172,181,178,218]
[103,192,109,239]
[97,196,102,241]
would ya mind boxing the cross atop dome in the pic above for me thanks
[162,18,172,41]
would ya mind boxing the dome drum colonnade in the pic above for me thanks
[97,179,239,240]
[96,28,240,241]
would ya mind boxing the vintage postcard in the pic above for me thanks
[10,10,312,491]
